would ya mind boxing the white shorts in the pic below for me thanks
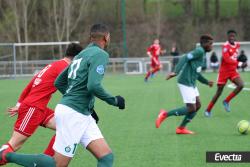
[53,104,103,157]
[178,84,199,104]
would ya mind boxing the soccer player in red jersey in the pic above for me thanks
[204,30,247,117]
[0,43,83,165]
[144,39,165,82]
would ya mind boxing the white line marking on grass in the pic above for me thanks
[227,82,250,91]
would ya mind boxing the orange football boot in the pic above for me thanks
[155,109,168,128]
[176,127,195,134]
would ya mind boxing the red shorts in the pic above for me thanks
[151,57,160,68]
[14,103,54,137]
[217,71,240,85]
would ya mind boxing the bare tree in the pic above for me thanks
[204,0,209,18]
[52,0,89,56]
[22,0,32,61]
[239,0,250,40]
[4,0,35,60]
[215,0,220,20]
[66,0,89,41]
[5,1,23,59]
[182,0,193,16]
[156,0,161,38]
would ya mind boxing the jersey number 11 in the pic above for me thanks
[68,58,82,79]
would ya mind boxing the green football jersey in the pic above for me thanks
[55,43,117,115]
[174,46,209,87]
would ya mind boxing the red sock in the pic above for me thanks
[0,143,14,163]
[43,135,56,157]
[145,71,151,79]
[206,101,214,112]
[225,92,236,103]
[5,143,14,151]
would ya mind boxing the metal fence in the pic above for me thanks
[1,41,250,79]
[0,57,173,78]
[1,54,250,79]
[0,42,79,78]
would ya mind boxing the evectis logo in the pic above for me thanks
[206,152,250,163]
[214,153,242,162]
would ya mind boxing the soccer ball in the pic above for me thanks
[237,120,250,134]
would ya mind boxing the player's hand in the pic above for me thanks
[147,53,152,58]
[115,95,125,110]
[242,62,248,68]
[7,106,19,117]
[166,72,176,80]
[161,49,166,54]
[208,81,214,87]
[91,109,99,124]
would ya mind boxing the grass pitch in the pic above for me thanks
[0,72,250,167]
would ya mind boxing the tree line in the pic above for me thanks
[0,0,249,60]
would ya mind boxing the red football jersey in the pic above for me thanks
[18,59,69,110]
[219,41,240,72]
[147,44,161,58]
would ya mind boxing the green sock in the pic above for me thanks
[97,153,114,167]
[6,152,55,167]
[179,112,197,127]
[167,107,188,117]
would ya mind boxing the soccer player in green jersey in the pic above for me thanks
[0,23,125,167]
[155,35,214,134]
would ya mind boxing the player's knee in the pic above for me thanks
[55,160,68,167]
[54,154,70,167]
[187,106,196,113]
[45,117,56,130]
[237,83,244,90]
[216,90,223,96]
[216,85,224,95]
[196,103,201,111]
[98,153,114,167]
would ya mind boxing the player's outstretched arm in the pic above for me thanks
[7,75,37,117]
[147,52,152,58]
[208,81,214,87]
[147,46,152,58]
[167,53,192,79]
[115,95,125,109]
[87,53,119,108]
[166,72,177,80]
[197,73,213,87]
[160,49,166,55]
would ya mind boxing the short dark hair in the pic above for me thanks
[90,23,109,39]
[200,34,213,44]
[227,29,237,35]
[65,43,82,58]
